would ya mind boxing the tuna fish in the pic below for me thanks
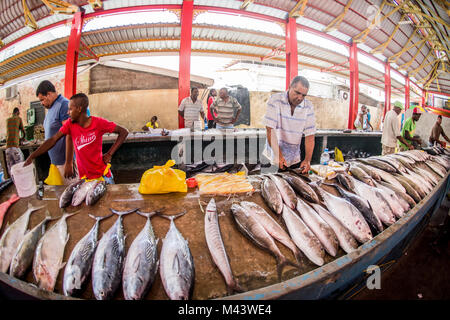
[330,183,383,235]
[348,165,376,186]
[0,194,20,230]
[71,181,98,206]
[377,181,415,209]
[352,162,381,181]
[296,198,339,257]
[230,203,298,277]
[92,208,137,300]
[240,201,302,264]
[309,203,358,254]
[268,174,297,209]
[0,203,44,273]
[9,210,54,279]
[374,183,406,218]
[59,180,84,208]
[204,199,242,294]
[349,176,396,227]
[424,161,446,178]
[315,185,373,243]
[411,167,438,186]
[362,165,406,193]
[63,213,113,297]
[281,204,325,266]
[260,177,283,214]
[372,156,406,173]
[122,210,160,300]
[335,173,355,193]
[33,210,80,291]
[159,212,195,300]
[356,158,397,173]
[393,174,422,203]
[281,173,321,203]
[85,181,107,206]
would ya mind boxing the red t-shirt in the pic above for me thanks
[207,96,216,121]
[60,116,116,179]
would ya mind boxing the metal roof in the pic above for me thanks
[0,0,448,94]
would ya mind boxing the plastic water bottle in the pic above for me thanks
[320,148,330,165]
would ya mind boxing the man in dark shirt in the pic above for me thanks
[5,107,25,175]
[429,115,449,147]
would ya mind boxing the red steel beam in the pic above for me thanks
[426,90,450,97]
[178,0,194,129]
[286,17,298,90]
[348,41,359,129]
[405,76,410,110]
[64,10,84,99]
[421,89,427,108]
[384,62,391,118]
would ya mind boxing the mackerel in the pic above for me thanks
[260,177,283,214]
[268,174,297,209]
[281,173,320,203]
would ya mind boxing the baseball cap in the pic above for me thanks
[393,101,404,110]
[412,107,422,114]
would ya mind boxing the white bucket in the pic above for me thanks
[10,161,37,198]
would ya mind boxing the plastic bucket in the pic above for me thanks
[10,161,37,198]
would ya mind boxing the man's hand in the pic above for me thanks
[299,160,311,174]
[64,162,74,178]
[103,152,112,165]
[277,154,287,170]
[24,157,33,167]
[408,144,415,150]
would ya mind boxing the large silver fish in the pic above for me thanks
[424,161,446,178]
[296,198,339,257]
[59,180,84,208]
[63,213,113,297]
[204,199,242,294]
[315,186,373,243]
[159,212,195,300]
[393,174,422,203]
[9,210,53,279]
[92,208,137,300]
[260,177,283,214]
[0,203,44,273]
[122,210,160,300]
[230,203,298,278]
[309,203,358,254]
[374,183,407,218]
[356,158,397,173]
[281,204,325,266]
[361,165,406,193]
[377,181,415,209]
[71,181,98,206]
[33,210,79,291]
[240,201,302,264]
[348,165,376,186]
[281,173,321,203]
[349,176,396,227]
[352,162,381,181]
[85,181,107,206]
[268,174,297,209]
[330,183,383,235]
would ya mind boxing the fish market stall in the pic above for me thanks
[0,149,449,300]
[0,129,382,181]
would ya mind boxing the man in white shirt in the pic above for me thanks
[263,76,316,173]
[178,87,205,129]
[381,101,413,155]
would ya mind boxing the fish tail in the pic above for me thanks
[136,209,163,219]
[109,208,139,216]
[62,209,82,220]
[88,212,114,222]
[157,211,187,221]
[276,255,299,281]
[226,279,245,295]
[28,202,45,212]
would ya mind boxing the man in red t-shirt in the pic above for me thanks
[206,88,217,129]
[24,93,128,183]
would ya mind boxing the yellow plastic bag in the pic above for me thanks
[81,164,111,182]
[138,160,187,194]
[44,164,64,185]
[334,147,344,162]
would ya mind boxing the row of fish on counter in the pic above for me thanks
[0,148,448,300]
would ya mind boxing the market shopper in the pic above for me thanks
[263,76,316,173]
[142,116,159,131]
[399,107,423,151]
[210,88,242,129]
[381,101,413,155]
[429,115,449,147]
[206,89,217,129]
[36,80,78,184]
[5,107,25,176]
[178,87,205,130]
[24,93,128,184]
[354,105,372,131]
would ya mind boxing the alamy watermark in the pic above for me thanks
[366,265,381,290]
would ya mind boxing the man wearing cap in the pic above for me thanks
[381,101,414,155]
[399,107,423,151]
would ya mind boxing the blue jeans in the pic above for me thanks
[216,124,234,129]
